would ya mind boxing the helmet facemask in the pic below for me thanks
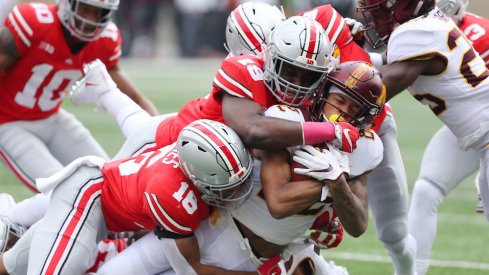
[264,44,331,107]
[310,62,386,130]
[194,172,253,210]
[177,120,254,210]
[57,0,118,42]
[358,0,397,48]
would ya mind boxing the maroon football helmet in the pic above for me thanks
[310,61,386,129]
[357,0,435,48]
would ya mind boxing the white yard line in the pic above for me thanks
[322,251,489,270]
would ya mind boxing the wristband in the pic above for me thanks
[302,121,336,145]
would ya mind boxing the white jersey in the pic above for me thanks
[387,7,489,150]
[231,105,383,245]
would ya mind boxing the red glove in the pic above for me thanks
[331,122,359,153]
[256,255,286,275]
[309,208,344,249]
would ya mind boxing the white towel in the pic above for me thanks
[36,156,106,194]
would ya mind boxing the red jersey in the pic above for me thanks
[299,5,371,63]
[0,3,121,123]
[460,12,489,68]
[100,144,210,235]
[154,55,277,147]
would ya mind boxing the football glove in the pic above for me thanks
[343,17,366,47]
[293,145,349,181]
[70,59,117,107]
[309,208,344,249]
[256,255,286,275]
[331,122,359,154]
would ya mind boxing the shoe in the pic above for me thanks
[70,59,117,107]
[0,215,26,253]
[476,195,484,213]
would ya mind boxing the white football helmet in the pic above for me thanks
[177,119,253,209]
[436,0,469,25]
[225,1,285,57]
[57,0,119,41]
[264,16,335,107]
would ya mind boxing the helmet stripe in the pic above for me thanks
[305,18,318,60]
[231,7,261,53]
[188,122,241,175]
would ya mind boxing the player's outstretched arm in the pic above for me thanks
[222,94,359,152]
[222,94,303,150]
[0,27,19,71]
[108,65,159,116]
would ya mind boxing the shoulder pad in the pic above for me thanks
[5,3,55,51]
[213,55,264,99]
[388,15,451,64]
[348,130,383,177]
[264,104,311,156]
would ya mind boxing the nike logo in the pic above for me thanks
[86,82,97,87]
[312,164,333,173]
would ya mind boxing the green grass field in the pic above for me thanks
[2,58,488,274]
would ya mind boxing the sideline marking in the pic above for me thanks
[322,251,489,270]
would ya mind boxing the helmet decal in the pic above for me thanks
[230,6,262,54]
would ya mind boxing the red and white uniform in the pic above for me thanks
[23,144,210,274]
[460,12,489,66]
[300,4,370,63]
[0,3,120,190]
[152,55,276,148]
[101,145,209,235]
[2,3,120,123]
[409,11,489,275]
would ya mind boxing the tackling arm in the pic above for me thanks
[0,27,19,71]
[222,94,303,149]
[260,149,324,219]
[325,173,369,237]
[108,65,159,116]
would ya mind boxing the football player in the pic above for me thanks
[0,119,254,274]
[0,0,158,192]
[95,61,384,275]
[407,0,489,274]
[300,5,417,275]
[357,0,489,265]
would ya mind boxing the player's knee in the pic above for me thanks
[378,220,407,245]
[412,178,446,202]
